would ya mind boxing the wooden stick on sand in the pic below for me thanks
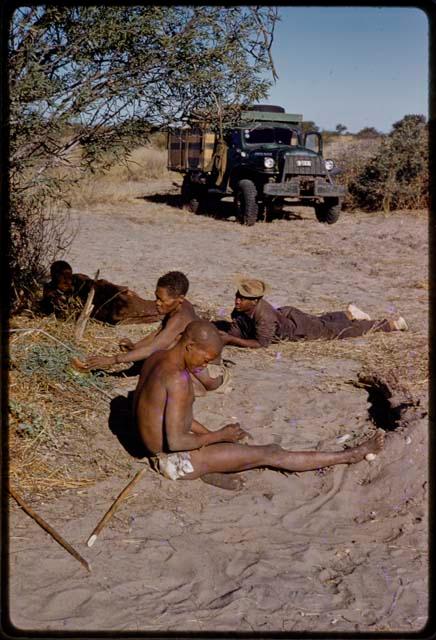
[87,467,147,547]
[9,485,90,572]
[74,269,100,343]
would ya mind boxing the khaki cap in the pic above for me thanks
[237,278,267,298]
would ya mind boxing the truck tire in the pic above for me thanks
[235,179,258,226]
[315,198,341,224]
[247,104,285,113]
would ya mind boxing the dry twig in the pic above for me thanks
[87,467,147,547]
[9,485,91,572]
[74,269,99,343]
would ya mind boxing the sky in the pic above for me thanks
[266,7,428,133]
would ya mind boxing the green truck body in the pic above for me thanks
[167,106,345,225]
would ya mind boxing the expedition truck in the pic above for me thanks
[167,105,345,226]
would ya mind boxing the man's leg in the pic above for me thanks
[326,318,400,339]
[278,306,399,340]
[184,431,384,479]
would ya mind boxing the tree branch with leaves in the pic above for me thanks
[8,6,279,310]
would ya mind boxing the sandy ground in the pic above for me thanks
[9,178,428,633]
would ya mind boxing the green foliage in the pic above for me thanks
[349,115,428,212]
[9,6,278,309]
[8,399,55,438]
[18,343,109,391]
[301,120,319,133]
[355,126,381,139]
[335,123,348,135]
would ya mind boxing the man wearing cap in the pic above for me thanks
[216,278,408,348]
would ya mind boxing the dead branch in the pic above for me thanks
[74,269,99,343]
[87,467,147,547]
[9,485,91,572]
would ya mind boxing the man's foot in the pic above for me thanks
[390,316,408,331]
[348,430,385,463]
[201,472,245,491]
[346,303,371,321]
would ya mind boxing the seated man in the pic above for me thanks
[81,271,228,393]
[40,261,162,325]
[216,278,408,349]
[135,320,384,483]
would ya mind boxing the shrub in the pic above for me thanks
[324,136,383,210]
[348,115,428,212]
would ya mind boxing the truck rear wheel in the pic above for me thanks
[235,179,258,226]
[315,197,341,224]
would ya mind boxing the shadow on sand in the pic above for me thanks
[108,391,149,459]
[140,192,305,223]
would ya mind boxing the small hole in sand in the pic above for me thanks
[366,386,407,432]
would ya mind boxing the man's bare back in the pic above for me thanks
[134,320,385,483]
[134,348,195,455]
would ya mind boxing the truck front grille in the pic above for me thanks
[283,155,326,177]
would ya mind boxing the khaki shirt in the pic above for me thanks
[229,298,291,347]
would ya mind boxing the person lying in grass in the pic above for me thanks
[215,278,408,349]
[40,260,162,325]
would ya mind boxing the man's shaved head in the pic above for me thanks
[183,320,223,353]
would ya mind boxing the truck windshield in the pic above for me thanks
[244,127,294,145]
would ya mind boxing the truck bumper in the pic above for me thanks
[263,178,346,198]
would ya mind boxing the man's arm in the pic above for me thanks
[219,307,277,349]
[190,419,211,434]
[120,329,158,352]
[165,374,247,451]
[83,315,183,369]
[219,332,262,349]
[217,310,263,349]
[191,366,223,390]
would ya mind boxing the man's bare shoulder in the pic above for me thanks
[179,299,198,320]
[164,299,197,329]
[165,366,191,391]
[140,352,186,388]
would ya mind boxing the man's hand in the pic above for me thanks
[218,422,251,442]
[82,354,117,370]
[119,337,135,352]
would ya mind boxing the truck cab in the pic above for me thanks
[168,106,345,226]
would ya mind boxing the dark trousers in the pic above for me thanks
[278,306,393,341]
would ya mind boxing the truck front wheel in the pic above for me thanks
[315,197,341,224]
[235,179,258,226]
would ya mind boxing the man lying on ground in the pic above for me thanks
[135,320,384,487]
[40,261,162,325]
[80,271,228,393]
[216,278,408,349]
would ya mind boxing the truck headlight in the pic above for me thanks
[324,159,335,171]
[264,157,275,169]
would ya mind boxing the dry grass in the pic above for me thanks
[324,136,383,162]
[67,145,173,207]
[8,299,427,502]
[245,329,428,397]
[7,314,157,500]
